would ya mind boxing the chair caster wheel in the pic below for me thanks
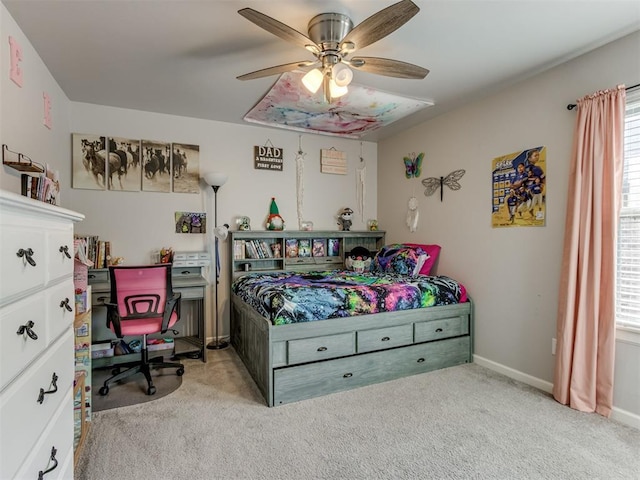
[99,386,109,396]
[176,367,185,376]
[147,385,156,395]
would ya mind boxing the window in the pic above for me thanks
[616,89,640,331]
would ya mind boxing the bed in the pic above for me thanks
[230,243,473,406]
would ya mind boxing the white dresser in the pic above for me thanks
[0,190,83,480]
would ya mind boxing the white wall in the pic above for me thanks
[378,31,640,424]
[0,3,71,192]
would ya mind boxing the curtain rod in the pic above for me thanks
[566,83,640,110]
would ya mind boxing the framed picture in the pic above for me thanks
[327,238,340,257]
[72,133,106,190]
[107,137,141,191]
[172,143,200,194]
[142,140,171,192]
[298,239,311,257]
[285,239,299,258]
[312,239,326,257]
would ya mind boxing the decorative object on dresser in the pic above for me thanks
[0,190,84,479]
[203,172,230,350]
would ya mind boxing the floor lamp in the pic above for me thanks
[203,172,229,350]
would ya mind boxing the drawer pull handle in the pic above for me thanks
[88,274,95,279]
[16,320,38,340]
[343,373,353,378]
[37,446,58,480]
[381,336,390,341]
[435,328,443,333]
[37,372,58,404]
[16,247,36,267]
[59,298,73,312]
[317,346,328,352]
[59,245,71,259]
[417,358,425,363]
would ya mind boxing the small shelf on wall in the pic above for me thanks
[2,144,44,173]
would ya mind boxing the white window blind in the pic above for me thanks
[617,89,640,329]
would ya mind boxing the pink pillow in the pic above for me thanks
[404,244,441,275]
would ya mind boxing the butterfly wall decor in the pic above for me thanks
[403,152,424,179]
[422,169,466,202]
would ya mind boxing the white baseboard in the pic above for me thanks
[473,354,553,393]
[473,354,639,430]
[611,406,640,430]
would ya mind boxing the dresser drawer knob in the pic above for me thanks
[59,245,71,258]
[343,373,353,378]
[59,298,73,312]
[417,358,425,363]
[317,346,328,352]
[37,446,58,480]
[435,328,443,333]
[16,320,38,340]
[381,336,390,341]
[37,372,58,404]
[16,247,36,267]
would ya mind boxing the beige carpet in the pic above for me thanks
[75,348,640,480]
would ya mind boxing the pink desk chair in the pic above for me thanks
[98,264,184,396]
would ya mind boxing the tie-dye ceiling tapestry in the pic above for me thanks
[243,72,433,138]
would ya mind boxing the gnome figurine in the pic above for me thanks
[265,197,285,230]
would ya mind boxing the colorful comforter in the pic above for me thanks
[231,270,467,325]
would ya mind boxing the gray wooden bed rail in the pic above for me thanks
[230,293,474,406]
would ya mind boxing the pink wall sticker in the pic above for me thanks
[9,36,23,87]
[43,92,52,129]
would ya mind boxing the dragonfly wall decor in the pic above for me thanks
[422,169,466,201]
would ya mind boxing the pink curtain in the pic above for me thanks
[553,86,626,417]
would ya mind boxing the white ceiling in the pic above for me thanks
[4,0,640,141]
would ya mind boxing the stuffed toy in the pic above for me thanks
[338,207,354,231]
[345,246,372,273]
[265,197,285,230]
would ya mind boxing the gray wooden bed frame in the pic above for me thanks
[230,293,474,407]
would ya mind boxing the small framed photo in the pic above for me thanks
[312,239,326,257]
[327,238,340,257]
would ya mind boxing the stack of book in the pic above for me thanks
[20,173,58,204]
[74,234,112,269]
[236,239,275,259]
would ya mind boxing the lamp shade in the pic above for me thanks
[332,63,353,87]
[302,68,323,93]
[203,172,228,188]
[329,79,348,98]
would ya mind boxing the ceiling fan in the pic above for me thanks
[236,0,429,103]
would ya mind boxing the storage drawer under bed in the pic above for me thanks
[273,335,471,406]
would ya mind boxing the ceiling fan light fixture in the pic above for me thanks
[329,78,348,98]
[302,68,323,93]
[332,63,353,87]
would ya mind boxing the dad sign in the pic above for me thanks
[254,145,283,171]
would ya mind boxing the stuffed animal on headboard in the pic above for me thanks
[345,246,372,273]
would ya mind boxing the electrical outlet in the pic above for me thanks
[552,338,557,355]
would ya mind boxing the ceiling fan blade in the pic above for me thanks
[349,57,429,79]
[237,61,318,81]
[340,0,419,51]
[238,8,320,54]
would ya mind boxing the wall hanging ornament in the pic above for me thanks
[266,197,285,230]
[356,142,366,222]
[404,152,424,179]
[295,135,307,229]
[406,196,419,232]
[422,169,466,201]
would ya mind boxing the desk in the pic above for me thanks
[88,266,208,367]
